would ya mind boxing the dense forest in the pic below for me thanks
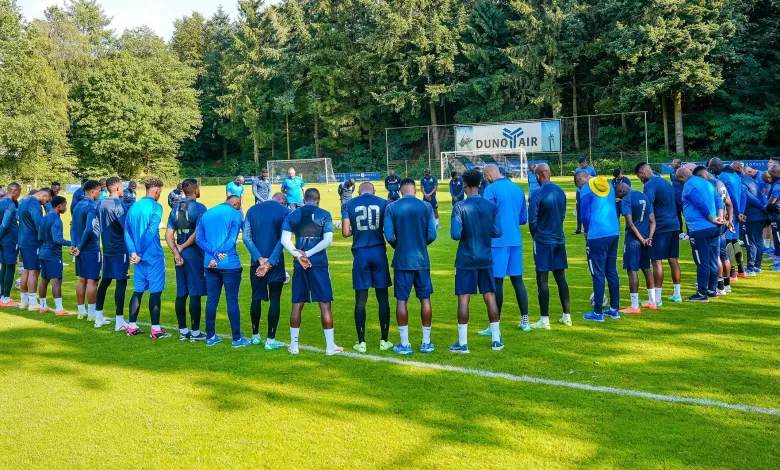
[1,0,779,183]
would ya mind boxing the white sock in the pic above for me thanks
[489,321,501,342]
[192,329,200,336]
[457,324,468,345]
[40,298,48,309]
[398,325,409,346]
[630,293,639,309]
[435,218,440,225]
[129,322,138,329]
[655,288,662,302]
[647,289,656,304]
[2,296,9,303]
[87,304,96,318]
[324,328,335,350]
[115,314,125,325]
[28,293,37,305]
[54,298,63,311]
[20,293,28,304]
[152,324,161,331]
[673,284,681,298]
[290,327,300,348]
[95,310,104,323]
[77,304,86,315]
[541,316,550,326]
[562,313,571,322]
[765,239,771,248]
[422,326,431,344]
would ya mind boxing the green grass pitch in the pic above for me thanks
[1,178,779,468]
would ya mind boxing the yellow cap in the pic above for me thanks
[588,176,611,197]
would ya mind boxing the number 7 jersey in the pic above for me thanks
[341,193,388,252]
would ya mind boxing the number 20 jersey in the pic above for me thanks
[342,193,388,253]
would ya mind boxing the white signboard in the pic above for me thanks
[455,120,561,153]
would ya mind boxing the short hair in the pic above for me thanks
[770,157,780,164]
[578,157,586,164]
[51,196,67,208]
[451,171,458,178]
[128,180,137,187]
[400,177,415,188]
[51,181,61,187]
[304,188,320,202]
[83,180,101,192]
[261,168,268,174]
[7,182,21,191]
[462,170,481,187]
[613,168,622,178]
[106,177,122,188]
[81,178,89,185]
[226,195,240,204]
[181,178,198,195]
[99,178,106,185]
[693,166,708,177]
[634,162,650,174]
[144,178,164,190]
[38,187,53,197]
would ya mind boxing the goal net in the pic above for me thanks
[441,149,528,180]
[266,158,337,185]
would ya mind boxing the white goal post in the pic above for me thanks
[266,158,337,185]
[441,148,528,180]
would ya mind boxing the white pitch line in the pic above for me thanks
[9,314,780,418]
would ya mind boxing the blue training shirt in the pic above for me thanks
[718,167,745,227]
[385,176,400,196]
[576,166,598,177]
[580,177,620,240]
[97,197,129,256]
[342,193,388,252]
[528,172,541,198]
[384,195,436,270]
[166,198,207,261]
[484,177,527,247]
[282,203,333,267]
[682,175,718,232]
[768,180,780,222]
[39,212,71,259]
[528,182,567,245]
[449,177,464,200]
[243,200,288,266]
[18,196,44,249]
[70,187,85,214]
[195,202,243,269]
[0,197,19,246]
[72,198,100,253]
[226,181,244,197]
[621,190,653,242]
[282,176,305,204]
[741,174,767,221]
[670,170,684,208]
[642,175,680,233]
[451,195,502,269]
[124,196,164,261]
[421,176,438,196]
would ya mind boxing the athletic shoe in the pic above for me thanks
[517,323,531,332]
[729,276,738,283]
[681,233,690,241]
[190,332,207,342]
[264,338,287,350]
[667,295,683,304]
[476,327,492,337]
[94,318,111,328]
[529,320,550,330]
[125,327,145,337]
[491,340,505,351]
[18,301,29,310]
[251,334,263,346]
[656,300,664,308]
[620,306,642,315]
[76,313,86,320]
[379,340,394,351]
[448,342,470,354]
[179,332,191,341]
[325,346,344,356]
[420,342,435,354]
[582,311,604,322]
[559,317,573,327]
[0,300,20,308]
[573,230,583,235]
[603,308,621,320]
[392,344,413,356]
[685,293,709,303]
[716,289,727,296]
[724,285,732,294]
[435,224,442,229]
[115,323,128,333]
[353,342,367,353]
[27,303,41,312]
[231,337,251,348]
[54,310,74,316]
[205,335,222,346]
[641,302,658,311]
[287,345,299,355]
[150,329,172,340]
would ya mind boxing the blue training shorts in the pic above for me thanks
[454,268,495,295]
[423,195,438,209]
[19,247,40,271]
[250,262,286,301]
[393,269,433,301]
[352,245,392,291]
[649,230,680,261]
[102,254,129,281]
[75,252,101,281]
[0,243,17,265]
[623,241,650,271]
[40,258,63,280]
[719,232,729,262]
[291,264,333,303]
[387,191,400,202]
[492,245,524,277]
[533,242,568,272]
[133,259,165,293]
[175,260,207,297]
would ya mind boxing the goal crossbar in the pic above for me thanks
[266,158,337,184]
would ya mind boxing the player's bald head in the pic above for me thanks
[615,182,631,199]
[683,162,697,171]
[272,192,287,205]
[707,157,725,174]
[483,164,501,182]
[359,182,374,195]
[731,161,744,173]
[574,171,590,188]
[671,158,682,169]
[226,195,241,209]
[534,163,551,183]
[675,166,693,184]
[744,166,757,178]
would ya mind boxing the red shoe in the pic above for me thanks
[620,306,642,315]
[641,302,658,311]
[54,310,74,316]
[736,272,748,279]
[0,300,20,308]
[38,307,52,314]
